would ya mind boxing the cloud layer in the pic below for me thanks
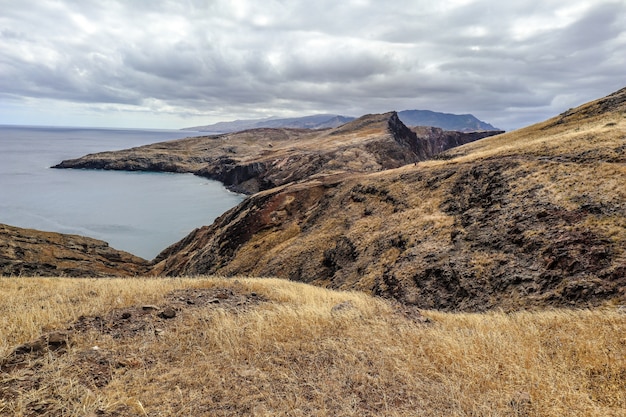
[1,0,625,129]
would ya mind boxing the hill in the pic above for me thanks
[398,109,499,132]
[2,90,625,416]
[0,224,148,277]
[152,87,626,311]
[53,112,501,195]
[10,88,626,312]
[0,276,624,416]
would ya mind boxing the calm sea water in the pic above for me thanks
[0,125,244,260]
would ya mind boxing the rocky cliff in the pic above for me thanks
[53,113,502,194]
[151,88,626,311]
[411,126,504,159]
[0,224,149,277]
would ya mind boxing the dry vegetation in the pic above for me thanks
[1,276,624,416]
[4,88,625,415]
[152,89,626,311]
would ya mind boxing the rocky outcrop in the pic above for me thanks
[411,126,505,159]
[151,88,626,311]
[0,224,149,277]
[53,113,501,194]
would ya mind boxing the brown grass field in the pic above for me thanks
[1,276,624,416]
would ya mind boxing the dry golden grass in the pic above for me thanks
[1,277,624,416]
[444,104,626,164]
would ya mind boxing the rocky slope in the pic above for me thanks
[10,113,498,278]
[152,87,626,311]
[0,224,149,277]
[53,112,502,194]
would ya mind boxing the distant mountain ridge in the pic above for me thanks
[183,111,499,133]
[398,110,498,132]
[182,114,354,133]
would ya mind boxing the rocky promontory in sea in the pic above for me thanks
[53,112,502,194]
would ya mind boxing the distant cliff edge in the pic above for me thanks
[54,112,502,195]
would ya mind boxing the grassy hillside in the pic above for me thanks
[153,88,626,311]
[1,276,624,416]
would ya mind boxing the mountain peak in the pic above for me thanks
[328,111,397,135]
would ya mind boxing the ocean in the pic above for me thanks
[0,125,244,260]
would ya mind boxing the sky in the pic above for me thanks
[1,0,625,131]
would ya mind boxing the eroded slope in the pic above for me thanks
[153,88,626,310]
[0,224,149,277]
[54,112,501,194]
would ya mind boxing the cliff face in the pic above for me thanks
[152,88,626,311]
[411,126,505,159]
[0,224,149,277]
[54,113,501,194]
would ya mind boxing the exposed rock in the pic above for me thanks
[158,306,177,319]
[13,89,626,311]
[53,112,501,195]
[0,224,149,277]
[411,126,504,159]
[13,331,70,354]
[183,109,499,133]
[151,87,626,311]
[0,285,269,406]
[331,301,354,314]
[69,287,268,340]
[2,331,72,372]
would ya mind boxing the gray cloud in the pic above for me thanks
[0,0,624,129]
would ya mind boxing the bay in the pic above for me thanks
[0,125,244,260]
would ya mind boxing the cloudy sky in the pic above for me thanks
[1,0,625,130]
